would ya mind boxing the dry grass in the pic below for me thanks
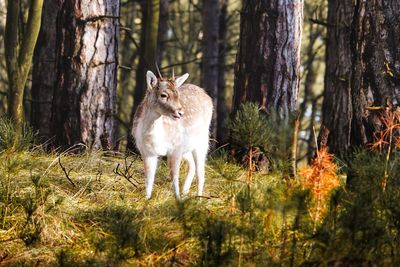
[2,145,400,265]
[0,149,288,266]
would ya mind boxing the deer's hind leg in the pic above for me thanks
[182,152,196,195]
[193,145,208,197]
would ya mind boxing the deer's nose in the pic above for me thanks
[172,109,184,120]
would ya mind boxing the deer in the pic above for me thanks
[132,70,213,200]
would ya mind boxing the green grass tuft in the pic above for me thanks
[0,117,36,152]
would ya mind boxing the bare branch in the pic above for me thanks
[308,18,334,28]
[58,157,76,187]
[113,157,141,188]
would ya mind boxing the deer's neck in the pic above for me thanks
[140,104,162,129]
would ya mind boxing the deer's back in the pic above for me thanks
[178,84,213,132]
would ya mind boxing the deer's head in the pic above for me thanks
[146,70,189,120]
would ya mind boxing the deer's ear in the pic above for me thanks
[175,73,189,88]
[146,71,158,89]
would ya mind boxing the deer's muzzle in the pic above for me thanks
[172,110,184,120]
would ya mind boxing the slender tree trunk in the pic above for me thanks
[0,0,7,114]
[31,0,62,144]
[5,0,44,129]
[157,0,169,65]
[232,0,303,117]
[127,2,146,151]
[202,0,220,144]
[133,0,159,110]
[306,95,321,163]
[117,2,137,146]
[127,0,160,151]
[299,19,320,124]
[321,0,400,156]
[52,0,119,150]
[217,0,229,145]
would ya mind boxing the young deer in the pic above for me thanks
[132,70,213,200]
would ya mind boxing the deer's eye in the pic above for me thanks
[160,93,168,99]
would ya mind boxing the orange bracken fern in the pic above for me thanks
[368,106,400,189]
[300,146,339,224]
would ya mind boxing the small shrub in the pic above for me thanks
[229,102,271,152]
[228,103,297,177]
[228,103,271,179]
[0,117,36,152]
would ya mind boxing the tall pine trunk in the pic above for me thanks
[31,0,62,143]
[232,0,303,117]
[201,0,220,144]
[127,0,159,151]
[217,0,229,145]
[321,0,400,156]
[52,0,119,150]
[157,0,169,65]
[132,0,159,112]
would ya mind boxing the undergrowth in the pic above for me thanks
[1,109,400,266]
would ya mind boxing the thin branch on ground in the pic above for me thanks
[113,157,141,188]
[58,157,76,187]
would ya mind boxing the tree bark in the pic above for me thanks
[117,2,137,146]
[133,0,159,111]
[5,0,44,129]
[157,0,169,65]
[217,0,229,145]
[127,0,159,151]
[31,0,62,144]
[321,0,400,156]
[201,0,220,144]
[232,0,304,117]
[52,0,119,150]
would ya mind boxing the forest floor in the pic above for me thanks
[2,146,400,266]
[0,148,290,266]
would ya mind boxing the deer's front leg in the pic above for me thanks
[168,154,182,200]
[144,156,158,199]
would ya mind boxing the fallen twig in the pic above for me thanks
[113,157,141,188]
[58,157,76,187]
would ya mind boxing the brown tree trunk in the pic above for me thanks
[217,0,229,145]
[133,0,159,111]
[127,0,160,151]
[232,0,304,117]
[31,0,62,144]
[52,0,119,150]
[127,2,146,151]
[321,0,400,156]
[157,0,169,65]
[201,0,220,144]
[117,2,137,147]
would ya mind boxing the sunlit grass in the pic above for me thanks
[1,149,270,265]
[2,146,400,265]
